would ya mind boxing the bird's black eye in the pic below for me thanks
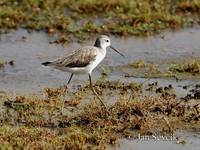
[106,40,109,42]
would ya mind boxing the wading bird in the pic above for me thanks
[42,35,124,107]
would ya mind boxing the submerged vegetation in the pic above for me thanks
[0,58,14,68]
[0,59,6,68]
[130,60,147,68]
[0,81,199,148]
[125,59,200,79]
[0,0,200,41]
[169,59,200,74]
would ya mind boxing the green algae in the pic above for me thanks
[124,59,200,79]
[169,59,200,74]
[0,59,6,68]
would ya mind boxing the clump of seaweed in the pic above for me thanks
[0,59,15,68]
[44,85,68,98]
[94,80,142,92]
[0,59,6,68]
[169,59,200,74]
[127,60,161,78]
[130,60,147,68]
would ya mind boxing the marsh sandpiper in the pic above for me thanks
[42,35,124,107]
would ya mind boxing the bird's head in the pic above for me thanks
[94,35,125,57]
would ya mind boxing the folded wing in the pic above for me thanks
[42,47,97,68]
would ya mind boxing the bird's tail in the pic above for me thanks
[42,61,52,66]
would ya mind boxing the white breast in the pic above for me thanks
[86,48,106,74]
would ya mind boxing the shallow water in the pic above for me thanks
[0,28,200,96]
[0,28,200,149]
[109,131,200,150]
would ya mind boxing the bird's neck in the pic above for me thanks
[101,44,108,51]
[94,44,107,51]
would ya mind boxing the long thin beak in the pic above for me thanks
[110,46,125,57]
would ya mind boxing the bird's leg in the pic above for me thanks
[67,73,74,84]
[88,74,107,108]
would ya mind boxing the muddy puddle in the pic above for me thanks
[0,28,200,149]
